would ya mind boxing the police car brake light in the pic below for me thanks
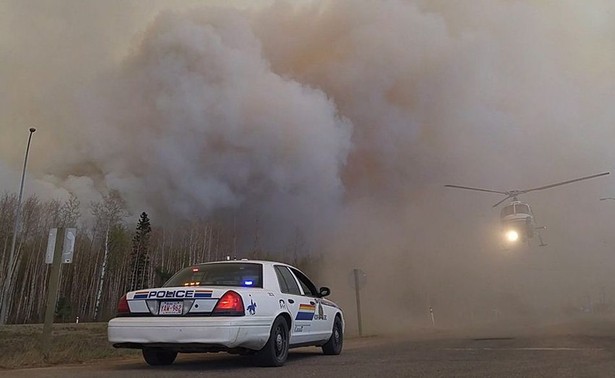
[212,291,244,316]
[117,294,130,316]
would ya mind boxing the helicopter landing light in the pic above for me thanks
[505,230,519,242]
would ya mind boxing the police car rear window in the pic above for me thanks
[163,263,263,288]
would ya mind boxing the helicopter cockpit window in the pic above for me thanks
[515,204,531,215]
[500,205,515,217]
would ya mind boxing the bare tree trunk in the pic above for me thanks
[206,224,212,262]
[93,227,109,320]
[82,231,97,320]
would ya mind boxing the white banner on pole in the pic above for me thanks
[62,228,76,264]
[45,228,58,264]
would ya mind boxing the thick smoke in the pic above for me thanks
[2,0,615,334]
[73,8,352,243]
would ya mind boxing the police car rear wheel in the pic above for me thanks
[142,348,177,366]
[254,316,289,367]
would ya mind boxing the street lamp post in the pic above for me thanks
[0,127,36,324]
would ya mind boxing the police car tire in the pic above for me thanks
[254,316,289,367]
[142,348,178,366]
[322,316,343,355]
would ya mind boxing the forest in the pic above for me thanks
[0,190,312,325]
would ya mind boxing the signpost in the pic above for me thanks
[351,268,367,337]
[429,306,436,327]
[42,227,75,357]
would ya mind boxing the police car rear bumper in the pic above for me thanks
[108,317,272,351]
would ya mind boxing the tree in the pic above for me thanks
[91,190,127,320]
[128,212,151,291]
[55,297,72,322]
[154,266,173,287]
[60,194,81,227]
[0,194,19,324]
[0,195,42,324]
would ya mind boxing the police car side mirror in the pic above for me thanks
[319,287,330,297]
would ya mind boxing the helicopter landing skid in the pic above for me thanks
[536,226,547,247]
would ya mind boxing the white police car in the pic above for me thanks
[108,260,344,367]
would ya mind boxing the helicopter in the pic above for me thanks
[445,172,610,247]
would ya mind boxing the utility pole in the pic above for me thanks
[353,268,364,337]
[0,127,36,324]
[42,227,65,357]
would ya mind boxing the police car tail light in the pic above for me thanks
[117,294,130,316]
[212,290,244,316]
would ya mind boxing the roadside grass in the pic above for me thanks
[0,323,139,369]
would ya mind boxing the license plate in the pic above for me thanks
[159,301,183,315]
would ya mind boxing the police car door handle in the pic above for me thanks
[288,299,294,304]
[310,301,315,305]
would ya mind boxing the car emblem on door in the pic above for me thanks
[247,299,257,315]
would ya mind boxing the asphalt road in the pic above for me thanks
[4,323,615,377]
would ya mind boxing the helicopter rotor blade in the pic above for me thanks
[492,195,513,208]
[521,172,610,194]
[444,184,508,195]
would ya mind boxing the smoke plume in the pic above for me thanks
[2,0,615,333]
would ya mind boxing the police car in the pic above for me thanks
[108,260,344,367]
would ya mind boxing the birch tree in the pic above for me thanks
[0,193,299,324]
[0,194,17,322]
[60,194,81,227]
[91,190,127,320]
[0,195,44,324]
